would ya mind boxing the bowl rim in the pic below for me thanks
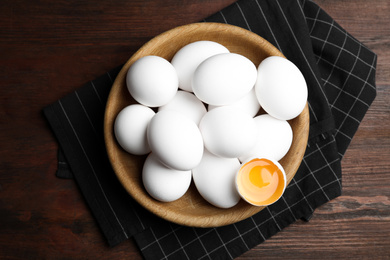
[104,22,310,227]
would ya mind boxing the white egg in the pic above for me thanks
[147,110,204,171]
[126,55,178,107]
[192,53,257,106]
[255,56,307,120]
[199,107,257,158]
[142,153,192,202]
[171,40,230,92]
[158,90,207,125]
[208,88,261,117]
[192,149,241,208]
[114,104,155,155]
[239,114,293,163]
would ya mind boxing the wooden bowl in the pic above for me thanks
[104,23,310,227]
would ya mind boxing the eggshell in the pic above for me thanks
[239,114,293,163]
[208,88,260,117]
[171,40,229,92]
[199,107,257,158]
[192,53,257,106]
[158,90,207,125]
[142,153,192,202]
[114,104,155,155]
[192,149,241,208]
[126,55,178,107]
[255,56,307,120]
[147,110,204,171]
[236,157,287,206]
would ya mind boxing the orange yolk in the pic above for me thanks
[236,158,286,206]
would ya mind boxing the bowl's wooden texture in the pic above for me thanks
[104,22,310,227]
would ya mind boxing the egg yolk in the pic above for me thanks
[236,158,285,206]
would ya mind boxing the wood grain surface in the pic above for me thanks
[0,0,389,259]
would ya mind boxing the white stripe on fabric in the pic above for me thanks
[142,226,215,260]
[315,143,342,188]
[219,10,228,23]
[254,0,282,51]
[170,225,190,260]
[321,26,349,94]
[308,3,321,35]
[215,229,234,259]
[90,80,103,105]
[301,157,331,201]
[330,43,362,107]
[335,128,353,141]
[90,77,148,232]
[290,178,314,212]
[322,79,371,108]
[170,176,342,259]
[193,228,213,260]
[249,216,266,241]
[301,157,341,184]
[233,223,250,250]
[309,35,376,72]
[316,20,334,65]
[315,54,376,91]
[149,228,167,260]
[303,138,338,158]
[75,90,99,138]
[308,101,319,122]
[133,208,146,231]
[106,71,113,83]
[58,100,128,239]
[306,18,377,70]
[334,54,377,140]
[266,207,281,231]
[276,0,331,111]
[332,106,362,124]
[235,2,252,31]
[281,196,297,220]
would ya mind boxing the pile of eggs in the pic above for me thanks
[114,40,307,209]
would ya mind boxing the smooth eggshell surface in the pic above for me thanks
[192,149,241,208]
[192,53,257,106]
[199,107,257,158]
[239,114,293,163]
[171,40,230,92]
[147,110,204,171]
[158,90,207,125]
[142,153,192,202]
[208,88,260,117]
[126,55,178,107]
[255,56,307,120]
[114,104,155,155]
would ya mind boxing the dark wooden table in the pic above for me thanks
[1,0,389,259]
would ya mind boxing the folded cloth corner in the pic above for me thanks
[43,0,377,258]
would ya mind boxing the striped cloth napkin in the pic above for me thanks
[44,0,377,259]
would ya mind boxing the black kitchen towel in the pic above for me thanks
[43,0,377,258]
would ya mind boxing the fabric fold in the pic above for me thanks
[44,66,159,247]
